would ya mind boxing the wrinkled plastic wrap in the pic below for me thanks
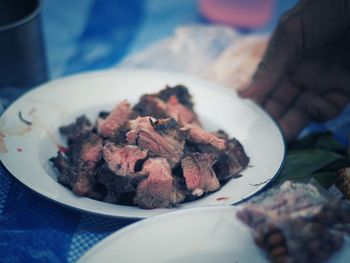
[121,25,268,92]
[237,180,350,263]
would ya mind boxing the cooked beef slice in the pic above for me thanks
[133,95,169,119]
[67,132,103,171]
[157,85,194,110]
[97,100,131,138]
[103,142,148,176]
[181,153,220,196]
[134,158,185,209]
[214,138,249,182]
[59,115,94,140]
[96,165,147,204]
[126,117,185,168]
[50,152,96,196]
[181,124,226,151]
[165,95,200,126]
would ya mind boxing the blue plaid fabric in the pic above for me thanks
[6,0,349,262]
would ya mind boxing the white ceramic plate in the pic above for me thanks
[78,206,350,263]
[0,69,285,218]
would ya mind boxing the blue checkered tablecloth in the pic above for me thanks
[2,0,350,262]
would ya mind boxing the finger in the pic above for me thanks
[239,29,295,104]
[278,108,310,141]
[292,59,350,96]
[264,99,284,119]
[263,77,300,119]
[294,91,339,122]
[324,91,350,111]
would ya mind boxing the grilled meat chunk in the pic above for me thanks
[59,115,94,141]
[133,95,168,119]
[165,95,200,126]
[181,153,220,196]
[67,132,103,170]
[134,157,185,209]
[97,100,131,138]
[126,117,185,168]
[182,124,226,151]
[158,85,194,110]
[96,165,147,204]
[214,138,249,182]
[103,142,148,176]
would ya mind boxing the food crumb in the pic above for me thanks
[216,196,230,201]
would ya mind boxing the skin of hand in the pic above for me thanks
[239,0,350,141]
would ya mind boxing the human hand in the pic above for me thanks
[240,0,350,141]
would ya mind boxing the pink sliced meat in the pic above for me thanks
[97,100,131,138]
[182,124,226,151]
[181,153,220,196]
[134,157,184,209]
[103,142,148,176]
[166,95,200,126]
[126,117,185,168]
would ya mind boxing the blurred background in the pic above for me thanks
[41,0,298,78]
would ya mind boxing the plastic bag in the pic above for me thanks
[120,25,268,92]
[237,180,350,263]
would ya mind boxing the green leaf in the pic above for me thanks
[275,149,344,184]
[290,132,347,155]
[313,172,337,189]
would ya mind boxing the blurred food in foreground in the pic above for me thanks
[238,180,350,263]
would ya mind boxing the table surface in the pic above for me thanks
[2,0,349,262]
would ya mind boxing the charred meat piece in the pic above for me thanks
[50,152,96,196]
[157,85,194,110]
[67,132,103,171]
[51,132,103,196]
[59,115,94,140]
[126,117,185,168]
[96,165,147,204]
[214,138,249,182]
[165,95,200,126]
[103,142,148,176]
[181,153,220,197]
[181,124,226,151]
[133,95,168,119]
[134,158,185,209]
[97,100,131,138]
[109,123,130,146]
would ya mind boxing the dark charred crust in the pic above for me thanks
[59,115,93,140]
[98,111,110,119]
[110,123,130,145]
[153,118,179,133]
[158,85,194,109]
[133,95,169,119]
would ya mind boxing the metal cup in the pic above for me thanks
[0,0,48,88]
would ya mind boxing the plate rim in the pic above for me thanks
[0,68,286,218]
[78,205,241,262]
